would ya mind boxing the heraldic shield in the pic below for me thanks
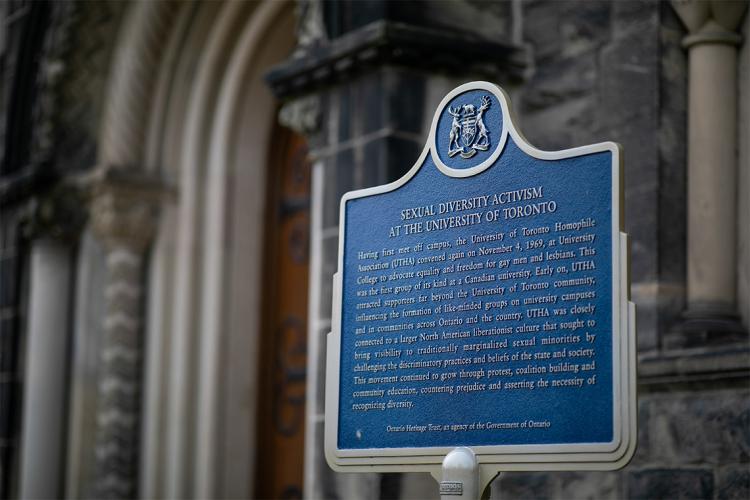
[448,94,491,158]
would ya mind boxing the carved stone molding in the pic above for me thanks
[672,0,748,46]
[294,0,327,54]
[20,184,87,242]
[29,0,76,168]
[87,166,164,498]
[266,20,527,99]
[98,1,182,168]
[279,95,322,135]
[89,167,163,251]
[92,243,146,499]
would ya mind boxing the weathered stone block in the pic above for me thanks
[656,282,687,345]
[612,0,658,39]
[556,471,621,500]
[629,396,652,466]
[521,96,592,151]
[492,472,552,500]
[643,390,750,464]
[632,286,659,351]
[520,52,598,113]
[625,186,659,284]
[716,465,750,500]
[524,1,612,61]
[398,472,438,499]
[599,27,658,130]
[627,468,713,499]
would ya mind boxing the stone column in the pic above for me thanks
[20,240,72,499]
[18,192,85,499]
[672,0,748,345]
[88,170,161,498]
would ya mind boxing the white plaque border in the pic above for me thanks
[325,81,637,472]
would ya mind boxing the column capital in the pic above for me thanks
[20,185,88,243]
[89,167,164,251]
[279,95,322,135]
[672,0,748,47]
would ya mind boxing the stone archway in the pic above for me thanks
[70,1,297,498]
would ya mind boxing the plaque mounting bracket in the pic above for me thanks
[432,447,498,500]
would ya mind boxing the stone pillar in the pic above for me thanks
[19,240,72,499]
[18,192,85,499]
[88,170,161,498]
[672,0,749,345]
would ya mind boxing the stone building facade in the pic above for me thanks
[0,1,748,499]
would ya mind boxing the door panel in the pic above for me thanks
[255,126,310,500]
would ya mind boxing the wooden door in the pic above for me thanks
[255,125,310,499]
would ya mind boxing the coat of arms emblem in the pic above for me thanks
[447,95,491,159]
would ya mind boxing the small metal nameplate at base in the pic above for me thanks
[439,481,464,496]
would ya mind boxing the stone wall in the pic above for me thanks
[491,2,749,498]
[285,1,749,499]
[493,1,750,499]
[517,0,686,354]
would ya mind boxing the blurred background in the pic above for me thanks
[0,0,748,499]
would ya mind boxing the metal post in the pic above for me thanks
[439,447,479,500]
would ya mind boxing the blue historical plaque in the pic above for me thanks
[326,82,636,474]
